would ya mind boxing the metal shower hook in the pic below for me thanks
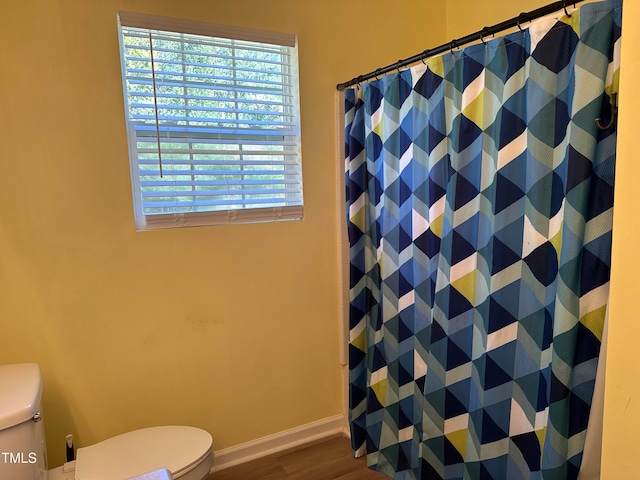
[563,0,576,17]
[595,92,618,131]
[480,27,489,44]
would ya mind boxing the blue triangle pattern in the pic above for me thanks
[345,1,620,478]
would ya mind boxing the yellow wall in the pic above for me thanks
[0,0,445,469]
[446,0,553,39]
[601,0,640,477]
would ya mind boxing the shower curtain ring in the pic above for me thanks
[374,68,381,81]
[450,39,457,54]
[516,12,531,32]
[396,60,403,74]
[421,51,428,65]
[480,27,488,44]
[563,0,572,17]
[595,92,618,130]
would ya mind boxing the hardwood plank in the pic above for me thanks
[208,435,388,479]
[211,455,287,480]
[277,436,353,474]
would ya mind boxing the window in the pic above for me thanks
[117,12,303,230]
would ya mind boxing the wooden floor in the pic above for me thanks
[209,435,388,480]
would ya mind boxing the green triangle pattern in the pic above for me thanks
[345,1,621,478]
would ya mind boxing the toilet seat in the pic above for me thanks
[74,426,214,480]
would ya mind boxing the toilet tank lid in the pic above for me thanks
[0,363,43,431]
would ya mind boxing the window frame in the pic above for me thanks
[117,11,303,230]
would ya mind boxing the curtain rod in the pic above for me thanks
[336,0,585,91]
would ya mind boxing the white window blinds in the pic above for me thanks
[118,12,303,230]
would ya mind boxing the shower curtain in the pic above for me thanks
[344,1,621,479]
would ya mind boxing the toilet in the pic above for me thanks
[0,363,214,480]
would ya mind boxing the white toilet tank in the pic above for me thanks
[0,363,48,480]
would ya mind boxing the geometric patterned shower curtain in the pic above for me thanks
[345,1,621,478]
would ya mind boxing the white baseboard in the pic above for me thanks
[211,414,348,472]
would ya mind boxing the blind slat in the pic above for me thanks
[126,66,292,82]
[141,179,300,187]
[134,135,298,145]
[142,189,301,199]
[125,77,294,97]
[133,124,298,137]
[129,104,294,119]
[143,197,302,208]
[129,103,292,119]
[138,152,298,159]
[136,148,296,156]
[137,159,300,166]
[126,69,291,88]
[128,91,295,108]
[138,170,301,178]
[124,42,288,63]
[130,115,296,128]
[124,48,290,68]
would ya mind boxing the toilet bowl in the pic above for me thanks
[0,363,214,480]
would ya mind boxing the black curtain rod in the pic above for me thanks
[336,0,585,91]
